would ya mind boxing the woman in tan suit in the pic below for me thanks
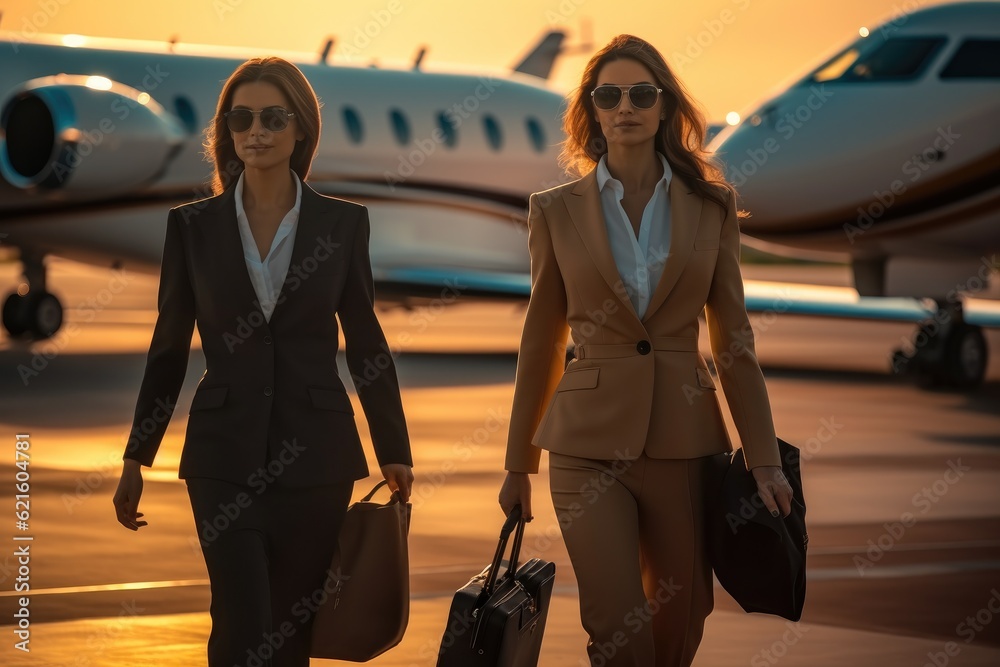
[499,35,793,666]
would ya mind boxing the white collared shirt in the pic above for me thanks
[234,170,302,321]
[596,152,673,319]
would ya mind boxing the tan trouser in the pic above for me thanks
[549,451,716,667]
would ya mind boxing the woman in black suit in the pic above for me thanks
[113,57,413,666]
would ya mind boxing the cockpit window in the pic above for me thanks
[808,37,946,83]
[940,39,1000,79]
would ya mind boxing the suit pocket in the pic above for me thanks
[555,367,599,392]
[694,237,720,251]
[696,368,717,390]
[190,385,228,412]
[308,386,356,414]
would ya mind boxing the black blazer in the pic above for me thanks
[124,181,412,487]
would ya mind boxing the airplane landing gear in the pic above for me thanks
[3,291,63,338]
[1,253,64,339]
[891,301,988,389]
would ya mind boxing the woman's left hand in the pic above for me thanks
[751,465,793,518]
[381,464,414,503]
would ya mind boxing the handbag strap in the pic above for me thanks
[360,480,399,505]
[482,505,525,599]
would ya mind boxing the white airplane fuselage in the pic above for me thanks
[0,34,567,282]
[709,1,1000,299]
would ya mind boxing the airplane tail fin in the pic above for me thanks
[512,30,566,79]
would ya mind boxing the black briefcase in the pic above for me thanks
[437,506,555,667]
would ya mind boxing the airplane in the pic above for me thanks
[0,28,572,337]
[2,3,998,390]
[709,0,1000,388]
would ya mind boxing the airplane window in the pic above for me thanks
[436,111,458,148]
[525,117,546,153]
[390,108,411,145]
[342,106,364,144]
[808,37,946,83]
[483,114,503,151]
[940,39,1000,79]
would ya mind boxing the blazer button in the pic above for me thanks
[264,386,273,397]
[636,340,651,355]
[263,335,272,345]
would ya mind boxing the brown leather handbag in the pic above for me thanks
[309,480,412,661]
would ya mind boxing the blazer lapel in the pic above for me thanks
[564,171,640,320]
[642,176,704,321]
[268,184,326,321]
[212,184,265,317]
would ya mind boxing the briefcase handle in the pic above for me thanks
[360,479,404,506]
[481,505,526,600]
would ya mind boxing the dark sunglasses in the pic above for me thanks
[223,106,296,133]
[591,84,663,111]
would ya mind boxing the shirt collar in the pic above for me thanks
[596,152,673,193]
[234,169,303,221]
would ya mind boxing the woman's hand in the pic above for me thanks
[113,459,148,531]
[381,464,414,503]
[498,472,533,522]
[751,465,793,518]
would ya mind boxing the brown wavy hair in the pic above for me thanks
[204,57,322,194]
[561,34,735,212]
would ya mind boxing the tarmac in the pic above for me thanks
[1,259,999,666]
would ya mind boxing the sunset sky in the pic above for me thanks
[0,0,966,120]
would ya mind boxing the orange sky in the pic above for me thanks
[0,0,968,120]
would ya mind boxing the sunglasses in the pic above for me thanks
[591,84,663,111]
[223,106,296,133]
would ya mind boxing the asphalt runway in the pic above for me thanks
[1,258,999,666]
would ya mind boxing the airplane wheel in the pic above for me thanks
[29,292,63,339]
[941,323,987,389]
[2,291,63,339]
[2,293,30,337]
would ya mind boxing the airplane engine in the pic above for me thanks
[0,74,185,198]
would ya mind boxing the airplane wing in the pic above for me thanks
[376,268,1000,329]
[743,280,1000,328]
[375,267,531,300]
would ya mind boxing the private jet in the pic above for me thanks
[0,28,571,338]
[711,0,1000,387]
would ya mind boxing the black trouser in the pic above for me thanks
[186,477,353,667]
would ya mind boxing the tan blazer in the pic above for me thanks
[505,169,781,474]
